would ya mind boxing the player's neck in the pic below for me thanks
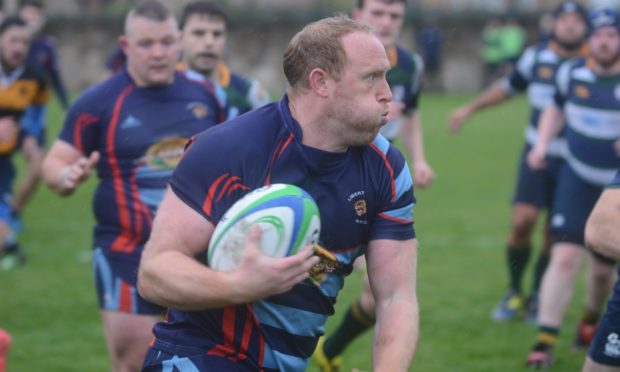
[288,93,348,153]
[589,57,620,77]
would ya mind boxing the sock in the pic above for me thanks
[536,325,559,348]
[532,253,550,294]
[323,299,375,359]
[507,245,531,293]
[581,308,601,325]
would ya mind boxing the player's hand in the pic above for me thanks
[614,139,620,157]
[413,160,435,189]
[232,226,320,303]
[447,106,473,133]
[0,117,18,142]
[58,151,100,194]
[527,146,546,170]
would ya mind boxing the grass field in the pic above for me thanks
[0,94,591,371]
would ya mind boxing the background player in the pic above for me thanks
[179,0,270,119]
[447,2,588,323]
[582,170,620,371]
[314,1,432,368]
[41,1,224,370]
[0,16,47,269]
[138,16,418,372]
[526,8,620,368]
[18,0,69,111]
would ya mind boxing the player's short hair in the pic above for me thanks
[18,0,43,10]
[356,0,406,9]
[0,16,27,35]
[125,0,174,34]
[180,1,228,30]
[283,16,372,90]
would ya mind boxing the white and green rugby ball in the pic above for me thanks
[207,184,321,272]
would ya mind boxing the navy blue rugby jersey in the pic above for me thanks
[554,57,620,186]
[154,95,416,371]
[58,69,225,260]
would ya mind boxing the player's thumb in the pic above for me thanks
[88,151,100,168]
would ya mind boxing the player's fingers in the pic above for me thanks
[243,225,263,256]
[88,151,100,168]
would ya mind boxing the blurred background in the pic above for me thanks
[0,0,617,95]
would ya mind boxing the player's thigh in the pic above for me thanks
[93,247,165,315]
[550,165,603,245]
[101,310,159,349]
[583,357,620,372]
[587,281,620,369]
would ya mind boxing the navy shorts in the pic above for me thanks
[93,247,164,315]
[512,144,563,209]
[589,271,620,366]
[549,165,603,246]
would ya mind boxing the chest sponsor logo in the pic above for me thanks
[574,84,590,99]
[187,102,208,119]
[141,136,189,170]
[537,66,553,80]
[120,115,142,129]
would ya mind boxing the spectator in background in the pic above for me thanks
[500,17,526,73]
[419,18,443,91]
[481,17,504,85]
[18,0,69,111]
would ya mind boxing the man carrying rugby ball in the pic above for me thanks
[139,16,418,372]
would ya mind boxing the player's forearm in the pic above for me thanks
[14,140,43,209]
[372,296,419,372]
[401,112,426,163]
[469,80,510,112]
[535,105,565,150]
[138,250,244,311]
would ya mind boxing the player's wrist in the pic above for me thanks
[57,165,74,194]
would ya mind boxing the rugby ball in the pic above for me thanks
[207,184,321,271]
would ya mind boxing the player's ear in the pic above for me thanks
[119,35,129,54]
[308,68,330,97]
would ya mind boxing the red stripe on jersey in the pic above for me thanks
[107,85,135,253]
[73,113,99,154]
[118,280,133,313]
[128,170,144,245]
[330,244,361,253]
[237,304,255,362]
[277,133,293,159]
[378,212,413,224]
[248,304,265,370]
[264,137,285,186]
[217,176,241,202]
[207,306,238,360]
[202,173,229,217]
[227,183,249,196]
[369,143,396,202]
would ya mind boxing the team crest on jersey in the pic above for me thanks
[574,84,590,99]
[354,200,367,217]
[141,137,189,170]
[187,102,209,119]
[309,244,340,285]
[537,66,553,80]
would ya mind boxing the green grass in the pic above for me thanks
[0,95,590,371]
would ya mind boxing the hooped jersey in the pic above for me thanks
[554,57,620,186]
[503,41,585,157]
[380,46,423,141]
[58,69,225,261]
[152,96,416,371]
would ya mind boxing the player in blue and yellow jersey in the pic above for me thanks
[41,2,225,370]
[526,8,620,368]
[448,2,589,323]
[179,1,270,120]
[18,0,68,111]
[0,16,47,270]
[582,170,620,371]
[314,1,432,369]
[138,16,419,372]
